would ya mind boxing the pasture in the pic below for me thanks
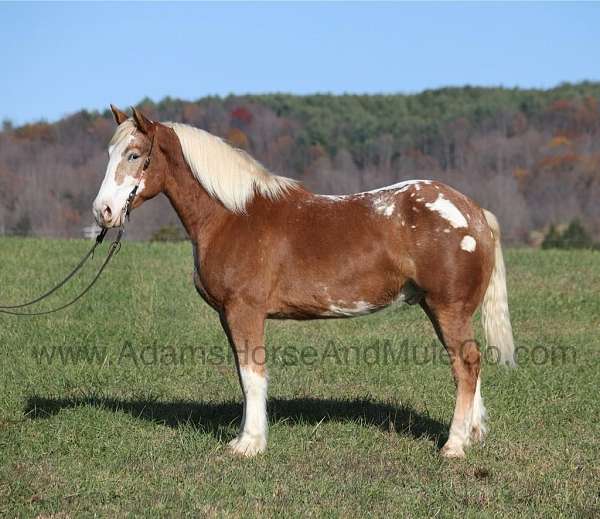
[0,237,598,517]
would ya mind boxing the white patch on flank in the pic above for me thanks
[411,225,417,229]
[327,300,377,317]
[444,228,451,233]
[425,194,468,228]
[229,367,268,456]
[460,235,476,252]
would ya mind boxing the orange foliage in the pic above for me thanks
[537,154,579,172]
[512,167,529,180]
[548,136,571,148]
[226,127,249,149]
[14,122,55,142]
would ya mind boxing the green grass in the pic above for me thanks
[0,237,598,517]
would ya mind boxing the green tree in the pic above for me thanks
[561,219,592,249]
[11,213,32,237]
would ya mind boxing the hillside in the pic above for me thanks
[1,82,600,241]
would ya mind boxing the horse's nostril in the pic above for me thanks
[102,205,112,221]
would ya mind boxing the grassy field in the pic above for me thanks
[0,236,598,517]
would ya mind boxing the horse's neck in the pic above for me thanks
[163,159,230,247]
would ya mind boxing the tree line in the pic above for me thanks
[1,81,599,242]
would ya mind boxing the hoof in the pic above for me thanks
[228,434,266,457]
[440,443,466,459]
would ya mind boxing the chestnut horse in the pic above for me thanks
[93,106,515,458]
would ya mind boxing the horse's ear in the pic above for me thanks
[131,107,153,135]
[110,104,129,125]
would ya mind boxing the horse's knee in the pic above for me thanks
[460,339,481,380]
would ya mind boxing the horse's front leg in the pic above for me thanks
[220,305,268,457]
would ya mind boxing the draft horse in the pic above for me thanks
[93,106,515,458]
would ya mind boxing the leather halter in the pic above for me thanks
[125,131,155,220]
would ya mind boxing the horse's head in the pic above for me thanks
[93,105,166,228]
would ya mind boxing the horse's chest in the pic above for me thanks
[192,244,222,311]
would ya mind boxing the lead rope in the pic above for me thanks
[0,186,137,317]
[0,228,108,311]
[0,229,124,316]
[0,130,153,317]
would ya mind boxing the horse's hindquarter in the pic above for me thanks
[268,183,495,318]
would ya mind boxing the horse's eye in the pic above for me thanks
[128,153,140,162]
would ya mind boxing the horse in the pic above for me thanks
[93,105,515,459]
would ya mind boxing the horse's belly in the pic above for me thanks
[270,275,421,320]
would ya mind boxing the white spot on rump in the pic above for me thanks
[372,196,396,217]
[425,194,468,228]
[460,235,476,252]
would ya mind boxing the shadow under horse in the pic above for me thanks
[24,394,448,448]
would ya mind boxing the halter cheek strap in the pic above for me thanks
[124,132,155,221]
[143,132,155,171]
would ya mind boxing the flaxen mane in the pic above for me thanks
[166,122,298,213]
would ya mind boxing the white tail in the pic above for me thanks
[481,210,516,367]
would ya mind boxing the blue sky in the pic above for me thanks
[1,2,599,125]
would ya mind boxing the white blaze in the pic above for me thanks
[93,133,138,226]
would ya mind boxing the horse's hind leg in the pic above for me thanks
[422,300,484,458]
[219,304,268,457]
